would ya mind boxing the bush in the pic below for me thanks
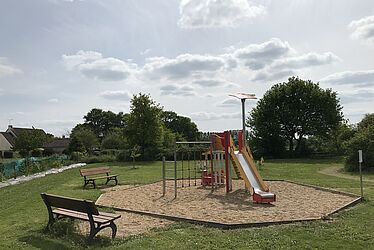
[43,148,55,156]
[47,219,77,237]
[70,151,84,162]
[344,114,374,172]
[80,154,117,163]
[31,149,43,157]
[20,158,45,175]
[116,150,129,162]
[344,125,374,171]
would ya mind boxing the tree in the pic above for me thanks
[345,114,374,171]
[161,111,199,141]
[69,125,98,154]
[125,93,164,160]
[101,128,127,150]
[130,145,141,168]
[14,129,50,157]
[84,108,127,138]
[248,77,343,157]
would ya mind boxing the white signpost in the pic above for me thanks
[358,150,363,198]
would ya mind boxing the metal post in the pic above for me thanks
[224,131,231,193]
[194,151,197,186]
[358,150,363,198]
[162,156,166,196]
[359,162,363,198]
[241,98,246,147]
[174,149,177,199]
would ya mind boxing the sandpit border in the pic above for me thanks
[97,179,362,229]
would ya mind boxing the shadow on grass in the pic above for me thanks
[19,220,114,249]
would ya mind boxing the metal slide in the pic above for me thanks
[232,150,275,199]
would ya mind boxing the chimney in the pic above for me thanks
[8,125,13,129]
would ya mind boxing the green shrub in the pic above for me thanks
[116,150,129,162]
[47,219,77,238]
[31,149,43,157]
[81,154,116,163]
[344,126,374,171]
[344,114,374,172]
[70,151,84,162]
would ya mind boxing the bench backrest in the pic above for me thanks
[41,193,99,215]
[80,167,111,177]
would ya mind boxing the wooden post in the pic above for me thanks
[162,156,166,197]
[174,149,177,199]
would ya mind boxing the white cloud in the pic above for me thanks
[271,52,340,70]
[349,15,374,43]
[190,111,241,120]
[140,38,339,85]
[0,57,22,77]
[339,90,374,104]
[160,84,196,96]
[234,38,294,70]
[99,90,131,101]
[217,98,240,107]
[252,69,295,82]
[143,54,226,80]
[140,49,151,56]
[47,98,59,103]
[62,50,137,81]
[320,70,374,86]
[178,0,266,29]
[192,79,238,88]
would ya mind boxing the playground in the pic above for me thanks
[95,130,360,231]
[96,179,359,228]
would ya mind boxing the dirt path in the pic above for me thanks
[318,166,374,183]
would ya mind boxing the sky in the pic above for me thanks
[0,0,373,136]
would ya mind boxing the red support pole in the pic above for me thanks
[224,131,230,193]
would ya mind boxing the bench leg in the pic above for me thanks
[44,217,55,233]
[83,179,96,189]
[105,177,118,186]
[87,222,117,244]
[109,221,117,239]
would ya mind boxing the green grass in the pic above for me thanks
[0,159,373,249]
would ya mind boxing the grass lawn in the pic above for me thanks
[0,159,373,249]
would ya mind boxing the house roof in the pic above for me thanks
[44,138,70,149]
[0,132,15,147]
[7,127,46,137]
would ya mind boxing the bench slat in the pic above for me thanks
[86,175,117,181]
[80,167,111,177]
[53,208,119,223]
[42,193,99,215]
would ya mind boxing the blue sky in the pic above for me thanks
[0,0,373,136]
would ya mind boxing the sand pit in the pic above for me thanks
[95,180,360,233]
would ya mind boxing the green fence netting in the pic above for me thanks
[0,155,68,179]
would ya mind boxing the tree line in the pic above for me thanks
[69,93,200,160]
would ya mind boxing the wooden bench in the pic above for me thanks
[79,167,118,188]
[40,193,121,244]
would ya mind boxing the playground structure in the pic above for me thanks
[162,130,276,203]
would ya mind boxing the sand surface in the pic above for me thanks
[93,180,357,236]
